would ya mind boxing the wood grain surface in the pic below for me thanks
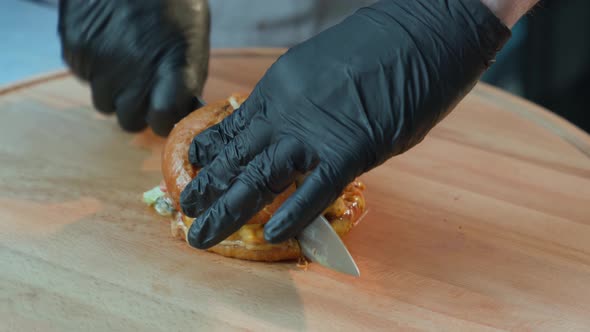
[1,49,590,332]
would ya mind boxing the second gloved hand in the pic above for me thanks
[58,0,210,136]
[179,0,511,249]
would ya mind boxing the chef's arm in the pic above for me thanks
[480,0,540,27]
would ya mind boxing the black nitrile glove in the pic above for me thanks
[180,0,511,249]
[58,0,210,136]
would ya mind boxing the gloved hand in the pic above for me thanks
[58,0,210,136]
[180,0,511,249]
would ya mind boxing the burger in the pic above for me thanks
[143,94,367,261]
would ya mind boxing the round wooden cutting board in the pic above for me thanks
[1,49,589,331]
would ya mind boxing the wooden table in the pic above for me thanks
[1,49,590,331]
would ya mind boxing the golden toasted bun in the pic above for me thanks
[206,239,302,262]
[160,94,367,261]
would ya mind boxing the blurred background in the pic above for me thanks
[1,0,588,132]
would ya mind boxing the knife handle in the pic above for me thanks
[191,95,207,110]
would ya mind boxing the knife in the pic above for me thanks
[296,215,360,277]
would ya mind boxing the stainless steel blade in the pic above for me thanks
[296,215,360,277]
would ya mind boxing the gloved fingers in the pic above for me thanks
[113,78,149,132]
[58,0,108,80]
[188,91,261,167]
[263,163,345,244]
[180,125,271,217]
[90,74,115,114]
[57,0,95,47]
[186,137,318,249]
[147,66,193,136]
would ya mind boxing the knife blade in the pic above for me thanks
[296,215,360,277]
